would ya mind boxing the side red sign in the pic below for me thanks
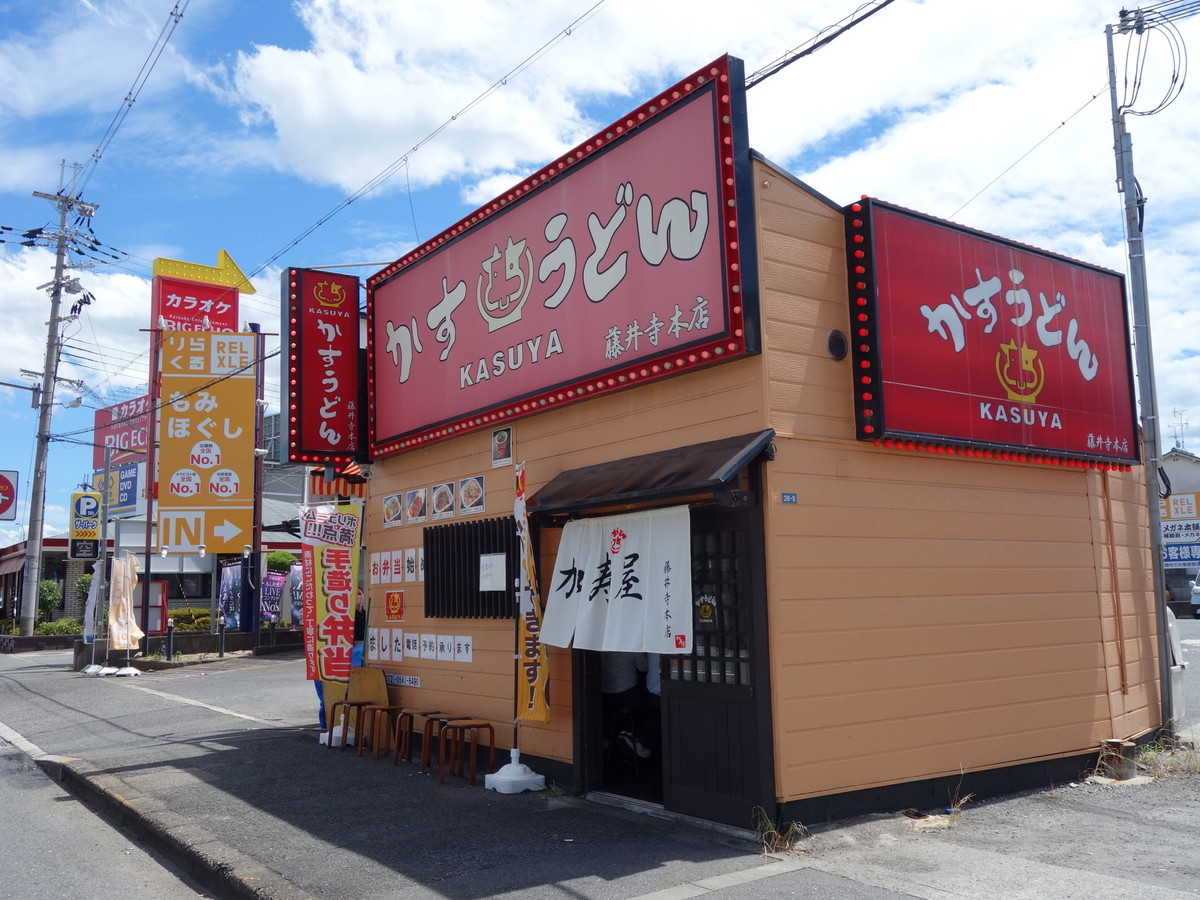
[92,395,151,469]
[845,199,1137,464]
[0,470,16,521]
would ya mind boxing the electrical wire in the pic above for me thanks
[245,0,611,280]
[1118,6,1188,117]
[948,85,1109,220]
[76,1,192,198]
[746,0,899,88]
[50,347,281,444]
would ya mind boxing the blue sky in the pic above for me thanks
[2,0,1199,545]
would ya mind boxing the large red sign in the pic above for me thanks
[92,395,151,469]
[367,55,756,456]
[151,276,240,332]
[845,199,1137,464]
[283,269,361,463]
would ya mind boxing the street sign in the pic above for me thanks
[92,461,144,517]
[1161,491,1200,566]
[0,470,16,521]
[69,491,102,560]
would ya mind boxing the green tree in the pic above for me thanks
[75,573,93,606]
[266,550,298,573]
[37,580,62,623]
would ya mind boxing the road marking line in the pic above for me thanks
[116,682,275,724]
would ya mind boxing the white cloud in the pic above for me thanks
[2,0,1200,541]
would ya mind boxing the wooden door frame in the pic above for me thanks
[566,463,776,823]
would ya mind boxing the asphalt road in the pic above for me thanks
[0,622,1198,900]
[0,658,211,899]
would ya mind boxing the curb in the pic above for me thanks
[36,754,318,900]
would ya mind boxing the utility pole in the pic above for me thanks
[1105,3,1198,734]
[19,164,97,636]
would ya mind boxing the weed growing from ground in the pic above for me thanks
[1136,740,1200,777]
[753,806,808,853]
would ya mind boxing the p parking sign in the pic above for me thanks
[69,491,102,560]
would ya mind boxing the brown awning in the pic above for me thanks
[529,429,775,516]
[0,555,26,576]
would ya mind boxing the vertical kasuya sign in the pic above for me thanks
[284,268,362,464]
[845,199,1137,464]
[368,55,757,456]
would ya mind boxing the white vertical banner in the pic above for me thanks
[82,560,101,643]
[542,505,692,653]
[107,551,145,651]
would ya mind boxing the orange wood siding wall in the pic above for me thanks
[751,158,1160,802]
[365,353,770,765]
[359,154,1158,806]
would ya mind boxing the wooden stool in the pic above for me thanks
[419,714,470,774]
[400,710,445,766]
[440,719,496,785]
[357,704,409,759]
[390,710,417,765]
[326,699,373,750]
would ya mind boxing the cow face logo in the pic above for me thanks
[477,237,533,332]
[995,339,1045,403]
[312,279,348,308]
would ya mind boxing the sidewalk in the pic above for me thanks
[6,649,1200,900]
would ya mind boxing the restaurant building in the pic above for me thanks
[285,55,1161,829]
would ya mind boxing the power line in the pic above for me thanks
[746,0,899,88]
[76,1,192,199]
[245,0,612,280]
[948,86,1108,220]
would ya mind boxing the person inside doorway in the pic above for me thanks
[601,651,652,760]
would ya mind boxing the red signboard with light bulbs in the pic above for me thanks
[366,54,759,457]
[282,268,362,464]
[844,198,1138,465]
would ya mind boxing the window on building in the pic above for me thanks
[424,516,518,619]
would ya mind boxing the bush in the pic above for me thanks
[266,550,298,573]
[170,607,212,631]
[35,617,81,636]
[37,580,62,623]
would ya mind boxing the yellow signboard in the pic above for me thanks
[156,332,258,555]
[152,249,256,294]
[1160,492,1199,521]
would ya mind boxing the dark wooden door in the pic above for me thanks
[660,503,773,828]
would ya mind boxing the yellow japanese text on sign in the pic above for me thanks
[156,332,258,555]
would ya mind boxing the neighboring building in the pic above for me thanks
[289,55,1164,830]
[0,482,305,633]
[1161,446,1200,607]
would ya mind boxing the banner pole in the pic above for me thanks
[486,462,545,793]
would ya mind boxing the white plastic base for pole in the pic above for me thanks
[485,749,546,794]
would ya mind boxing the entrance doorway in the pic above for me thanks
[576,501,774,827]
